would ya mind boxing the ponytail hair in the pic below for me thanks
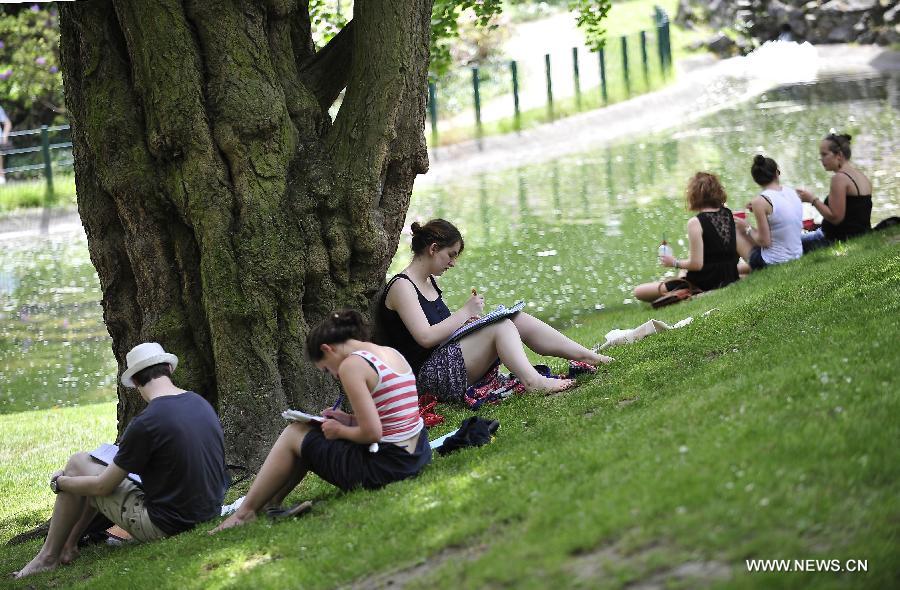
[824,132,852,159]
[306,309,369,361]
[750,154,779,186]
[410,218,464,256]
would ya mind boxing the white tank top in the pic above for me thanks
[760,186,803,265]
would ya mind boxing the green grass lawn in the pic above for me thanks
[2,229,898,589]
[0,174,77,213]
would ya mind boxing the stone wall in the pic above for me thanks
[676,0,899,49]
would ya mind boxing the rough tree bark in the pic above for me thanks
[57,0,432,467]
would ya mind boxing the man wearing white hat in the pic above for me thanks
[15,343,228,579]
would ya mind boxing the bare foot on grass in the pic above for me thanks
[588,352,614,365]
[60,545,80,565]
[209,510,257,534]
[525,376,576,394]
[14,554,59,579]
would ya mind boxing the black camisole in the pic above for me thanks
[377,274,452,375]
[821,171,872,241]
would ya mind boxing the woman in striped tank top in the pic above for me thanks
[213,310,430,532]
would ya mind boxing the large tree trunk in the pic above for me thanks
[57,0,432,467]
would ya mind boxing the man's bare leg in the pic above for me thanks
[15,453,104,579]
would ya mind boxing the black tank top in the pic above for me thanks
[821,171,872,241]
[685,208,739,291]
[377,274,452,375]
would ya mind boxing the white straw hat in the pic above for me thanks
[121,342,178,388]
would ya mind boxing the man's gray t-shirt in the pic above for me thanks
[113,392,228,535]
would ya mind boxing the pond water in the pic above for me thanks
[2,72,898,414]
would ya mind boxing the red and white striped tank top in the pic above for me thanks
[352,349,423,443]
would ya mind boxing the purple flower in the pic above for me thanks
[0,69,11,81]
[35,56,47,65]
[49,65,58,74]
[0,41,4,50]
[30,4,40,12]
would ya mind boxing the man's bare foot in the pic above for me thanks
[14,554,59,579]
[60,545,80,565]
[209,510,257,534]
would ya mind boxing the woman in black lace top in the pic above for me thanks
[634,172,740,302]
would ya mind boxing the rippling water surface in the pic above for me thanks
[3,73,898,413]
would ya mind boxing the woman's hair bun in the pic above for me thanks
[410,221,422,234]
[753,154,767,165]
[306,309,369,361]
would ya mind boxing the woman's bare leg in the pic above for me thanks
[511,312,612,364]
[212,423,311,532]
[267,460,308,509]
[633,280,667,302]
[735,230,755,269]
[458,320,574,392]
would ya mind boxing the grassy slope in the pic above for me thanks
[1,229,898,589]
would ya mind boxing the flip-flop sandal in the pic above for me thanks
[265,501,313,520]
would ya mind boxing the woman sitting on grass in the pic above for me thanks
[797,132,873,253]
[212,310,430,531]
[734,155,803,274]
[377,218,612,404]
[633,172,739,302]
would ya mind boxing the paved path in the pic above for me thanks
[423,44,900,186]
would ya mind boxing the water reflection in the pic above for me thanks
[400,73,900,323]
[3,73,899,413]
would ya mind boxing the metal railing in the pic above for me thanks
[427,6,673,146]
[0,124,73,208]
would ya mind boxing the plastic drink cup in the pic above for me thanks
[657,242,673,260]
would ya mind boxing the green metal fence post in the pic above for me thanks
[656,24,667,75]
[664,20,672,70]
[510,60,521,128]
[599,47,608,104]
[640,30,649,88]
[544,54,554,120]
[572,47,581,110]
[621,36,631,96]
[472,67,482,135]
[428,81,438,143]
[40,125,55,206]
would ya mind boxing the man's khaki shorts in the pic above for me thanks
[91,478,168,542]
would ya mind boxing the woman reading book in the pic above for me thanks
[212,310,430,531]
[377,218,612,404]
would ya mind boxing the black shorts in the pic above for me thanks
[300,425,431,492]
[748,246,768,271]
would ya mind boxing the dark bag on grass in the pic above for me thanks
[436,417,500,456]
[874,216,900,231]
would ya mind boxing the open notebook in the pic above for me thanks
[89,443,143,485]
[281,410,325,423]
[440,301,525,347]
